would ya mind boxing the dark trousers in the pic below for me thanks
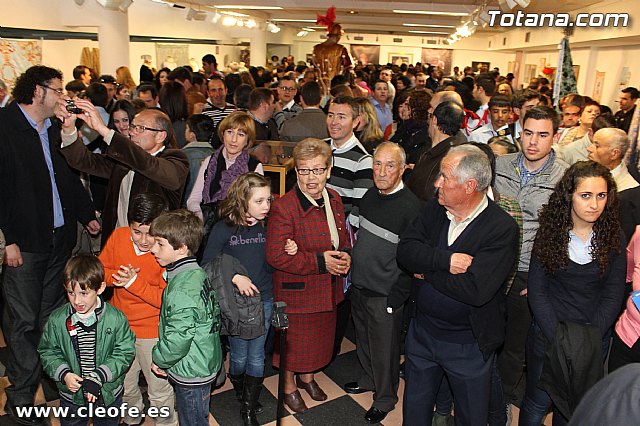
[333,288,352,358]
[609,330,640,373]
[2,227,72,406]
[351,287,403,412]
[497,271,531,405]
[403,319,493,426]
[174,383,212,426]
[59,397,122,426]
[519,323,569,426]
[434,356,507,426]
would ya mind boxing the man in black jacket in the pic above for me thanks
[397,145,519,426]
[0,66,99,424]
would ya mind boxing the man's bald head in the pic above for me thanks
[430,90,464,112]
[588,127,629,169]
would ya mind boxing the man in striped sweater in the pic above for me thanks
[325,95,374,359]
[325,95,374,229]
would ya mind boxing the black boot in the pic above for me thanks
[229,373,245,400]
[241,375,263,426]
[230,372,263,413]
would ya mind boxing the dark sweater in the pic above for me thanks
[528,234,627,341]
[351,186,420,308]
[201,221,273,301]
[397,197,519,358]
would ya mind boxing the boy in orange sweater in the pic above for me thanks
[98,193,177,426]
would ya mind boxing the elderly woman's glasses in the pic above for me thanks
[296,167,328,175]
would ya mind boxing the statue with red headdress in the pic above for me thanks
[313,6,353,95]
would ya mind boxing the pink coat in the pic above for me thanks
[615,225,640,347]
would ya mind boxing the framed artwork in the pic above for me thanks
[421,48,452,75]
[0,39,42,89]
[388,53,413,66]
[523,64,537,83]
[350,45,380,66]
[472,61,490,73]
[593,71,606,102]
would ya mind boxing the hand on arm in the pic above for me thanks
[450,253,474,275]
[284,239,298,256]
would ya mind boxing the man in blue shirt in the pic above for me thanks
[0,66,100,425]
[371,80,392,132]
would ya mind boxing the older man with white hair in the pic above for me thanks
[398,145,519,426]
[587,127,639,192]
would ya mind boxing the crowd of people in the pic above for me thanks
[1,53,640,426]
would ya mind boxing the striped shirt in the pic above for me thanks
[202,101,236,127]
[326,134,374,228]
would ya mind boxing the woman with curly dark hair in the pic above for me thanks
[519,161,626,426]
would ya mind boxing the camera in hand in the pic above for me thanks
[65,100,83,114]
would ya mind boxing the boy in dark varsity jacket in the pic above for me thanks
[38,254,135,426]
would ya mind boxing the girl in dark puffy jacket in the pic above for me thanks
[200,172,296,426]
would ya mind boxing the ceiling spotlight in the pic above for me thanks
[515,0,531,7]
[211,9,222,24]
[297,30,309,37]
[186,7,207,21]
[478,9,491,27]
[222,16,237,26]
[499,0,518,10]
[266,22,281,33]
[456,23,471,37]
[118,0,132,12]
[245,19,257,28]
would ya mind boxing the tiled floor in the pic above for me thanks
[0,326,551,425]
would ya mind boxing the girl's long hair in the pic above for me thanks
[533,161,620,275]
[218,172,271,227]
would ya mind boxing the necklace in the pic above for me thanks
[573,228,592,238]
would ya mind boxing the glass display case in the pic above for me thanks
[253,140,297,196]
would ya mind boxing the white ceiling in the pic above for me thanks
[174,0,605,38]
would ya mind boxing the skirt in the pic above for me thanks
[272,309,336,373]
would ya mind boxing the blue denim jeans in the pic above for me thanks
[59,396,122,426]
[174,383,211,426]
[228,299,272,377]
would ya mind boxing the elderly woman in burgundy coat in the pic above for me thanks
[266,138,352,413]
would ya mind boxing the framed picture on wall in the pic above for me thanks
[523,64,537,84]
[593,71,606,102]
[351,45,380,66]
[388,53,413,66]
[472,61,490,73]
[421,48,452,75]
